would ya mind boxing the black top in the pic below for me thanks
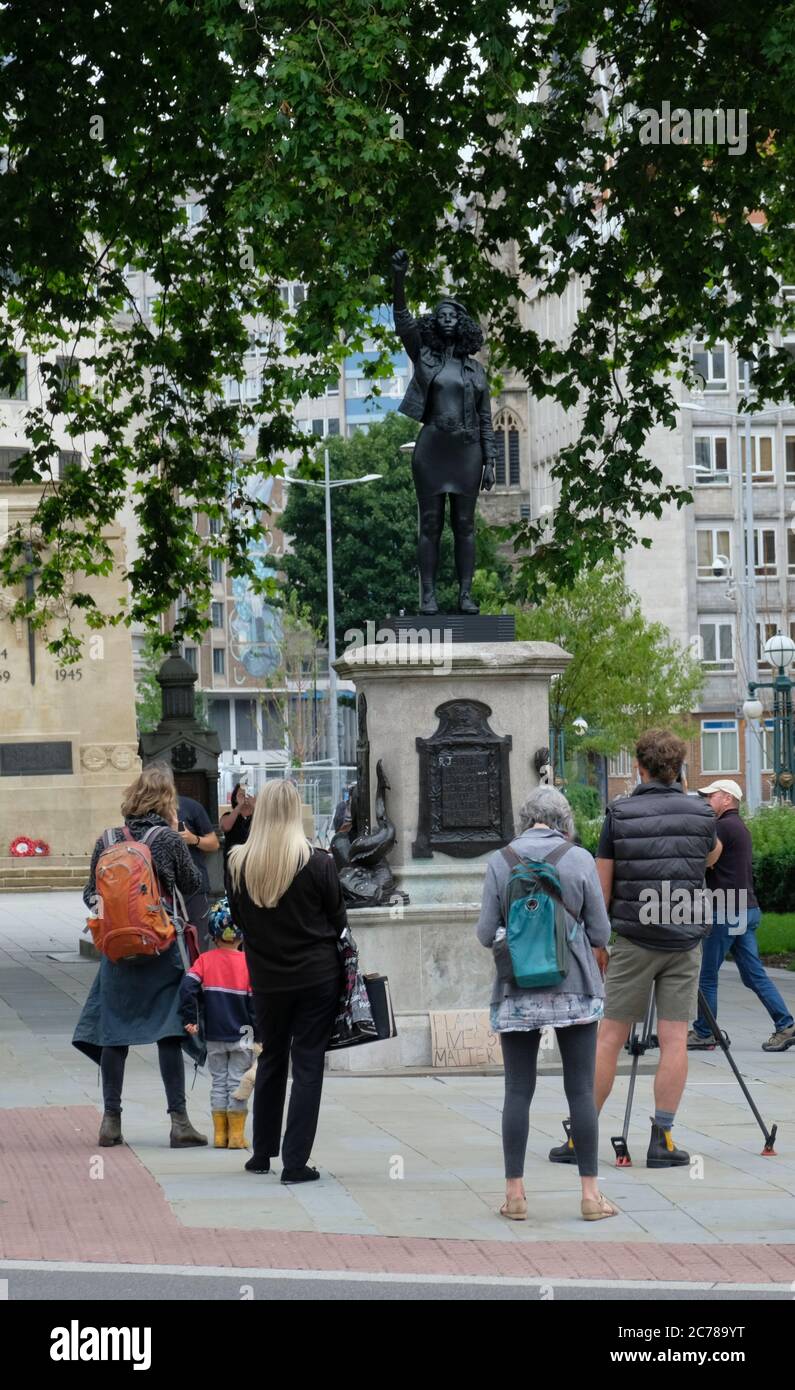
[228,848,347,994]
[425,353,466,429]
[706,809,758,909]
[178,795,214,891]
[222,809,252,861]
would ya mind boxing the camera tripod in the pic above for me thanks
[608,987,778,1165]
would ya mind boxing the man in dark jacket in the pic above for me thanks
[588,730,717,1167]
[600,733,717,1167]
[688,780,795,1052]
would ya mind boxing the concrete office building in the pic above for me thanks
[486,272,795,803]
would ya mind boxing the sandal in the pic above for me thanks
[581,1192,620,1221]
[499,1195,528,1221]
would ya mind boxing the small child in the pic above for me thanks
[179,897,256,1150]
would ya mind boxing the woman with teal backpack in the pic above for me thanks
[477,785,620,1223]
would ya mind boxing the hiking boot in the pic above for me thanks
[169,1110,208,1148]
[762,1024,795,1052]
[98,1111,123,1147]
[687,1029,716,1050]
[548,1119,577,1164]
[646,1121,689,1168]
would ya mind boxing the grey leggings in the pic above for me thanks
[501,1022,599,1179]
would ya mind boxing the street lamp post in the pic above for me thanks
[323,447,339,794]
[553,715,588,790]
[282,453,381,812]
[745,632,795,805]
[681,388,794,812]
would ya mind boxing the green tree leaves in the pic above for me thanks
[1,3,795,651]
[480,563,704,756]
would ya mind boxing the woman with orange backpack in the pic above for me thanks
[73,765,209,1150]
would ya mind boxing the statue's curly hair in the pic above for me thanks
[417,305,484,356]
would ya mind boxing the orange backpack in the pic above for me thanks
[87,826,177,964]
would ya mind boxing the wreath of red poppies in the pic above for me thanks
[9,836,50,857]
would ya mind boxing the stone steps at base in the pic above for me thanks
[0,863,89,890]
[0,869,88,879]
[0,861,89,874]
[0,856,91,867]
[0,884,83,893]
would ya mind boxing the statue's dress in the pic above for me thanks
[412,354,484,498]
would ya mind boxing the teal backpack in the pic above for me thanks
[494,841,581,990]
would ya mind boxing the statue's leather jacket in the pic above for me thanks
[393,307,497,462]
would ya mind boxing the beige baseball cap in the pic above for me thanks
[698,779,743,801]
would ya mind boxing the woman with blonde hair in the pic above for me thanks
[73,764,208,1150]
[227,778,346,1183]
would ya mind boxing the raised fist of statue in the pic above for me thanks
[481,463,495,492]
[392,248,409,279]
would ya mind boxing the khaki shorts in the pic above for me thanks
[603,935,702,1023]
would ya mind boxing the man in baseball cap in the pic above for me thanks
[688,779,795,1051]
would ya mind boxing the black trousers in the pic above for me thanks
[251,977,339,1168]
[100,1038,186,1115]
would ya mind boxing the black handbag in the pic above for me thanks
[362,974,397,1041]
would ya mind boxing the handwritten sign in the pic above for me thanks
[429,1010,503,1069]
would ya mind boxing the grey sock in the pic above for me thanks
[654,1109,675,1131]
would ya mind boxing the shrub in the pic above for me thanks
[566,782,603,821]
[571,804,795,913]
[748,808,795,914]
[574,814,602,856]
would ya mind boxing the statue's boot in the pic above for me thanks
[420,588,439,615]
[458,589,479,615]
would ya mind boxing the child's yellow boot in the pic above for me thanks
[226,1110,249,1150]
[212,1111,228,1148]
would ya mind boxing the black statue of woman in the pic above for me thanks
[392,249,496,616]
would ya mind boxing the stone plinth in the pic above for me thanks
[326,901,487,1070]
[0,492,141,857]
[326,901,573,1073]
[334,639,570,906]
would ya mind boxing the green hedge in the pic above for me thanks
[574,805,795,914]
[574,815,602,857]
[747,809,795,913]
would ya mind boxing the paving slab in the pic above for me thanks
[3,891,795,1281]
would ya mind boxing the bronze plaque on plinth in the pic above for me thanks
[413,699,513,858]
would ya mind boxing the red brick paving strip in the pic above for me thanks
[1,1106,792,1283]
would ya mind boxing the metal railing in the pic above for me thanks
[219,760,356,844]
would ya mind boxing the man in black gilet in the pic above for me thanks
[550,729,719,1170]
